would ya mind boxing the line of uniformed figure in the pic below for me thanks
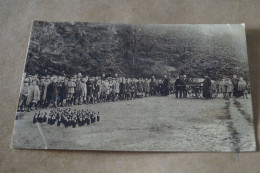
[18,73,250,112]
[18,73,170,112]
[33,107,100,128]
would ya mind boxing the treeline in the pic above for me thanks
[25,21,249,80]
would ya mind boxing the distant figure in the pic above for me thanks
[46,78,58,108]
[174,76,186,98]
[162,75,169,96]
[202,76,212,99]
[219,78,227,98]
[232,75,239,97]
[226,78,234,98]
[238,77,248,98]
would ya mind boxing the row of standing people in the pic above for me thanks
[18,74,170,112]
[174,75,249,99]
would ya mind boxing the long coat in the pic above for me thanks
[120,82,126,94]
[42,82,49,100]
[46,82,58,102]
[26,84,40,105]
[59,82,68,99]
[19,85,29,106]
[162,78,169,96]
[202,77,212,98]
[174,79,186,90]
[75,81,82,98]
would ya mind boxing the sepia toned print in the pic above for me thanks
[11,21,256,152]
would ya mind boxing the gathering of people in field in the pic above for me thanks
[17,72,250,112]
[32,107,100,128]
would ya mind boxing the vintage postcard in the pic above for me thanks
[11,21,256,152]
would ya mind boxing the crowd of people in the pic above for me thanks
[33,107,100,128]
[17,72,250,112]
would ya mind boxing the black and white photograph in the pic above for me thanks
[11,21,256,152]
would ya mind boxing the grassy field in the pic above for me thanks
[11,95,256,152]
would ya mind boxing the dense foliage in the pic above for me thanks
[25,21,249,80]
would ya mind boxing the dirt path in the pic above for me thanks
[228,96,256,152]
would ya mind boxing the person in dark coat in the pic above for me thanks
[87,78,94,104]
[162,75,169,96]
[232,75,239,97]
[174,76,186,98]
[119,78,126,100]
[75,78,82,105]
[58,80,68,107]
[46,78,58,108]
[202,76,212,99]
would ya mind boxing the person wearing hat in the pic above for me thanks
[18,78,29,112]
[26,79,41,111]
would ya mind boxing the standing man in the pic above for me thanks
[202,75,212,99]
[58,78,68,107]
[232,75,239,97]
[174,75,186,98]
[150,76,156,96]
[75,77,82,105]
[27,79,41,111]
[46,77,58,108]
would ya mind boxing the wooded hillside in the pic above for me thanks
[25,21,249,80]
